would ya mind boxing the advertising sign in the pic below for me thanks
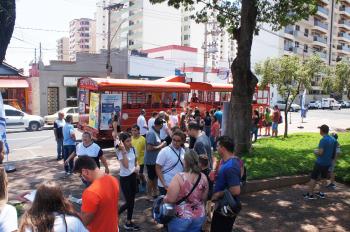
[100,94,122,130]
[89,93,100,129]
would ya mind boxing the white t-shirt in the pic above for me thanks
[137,115,148,136]
[148,117,155,130]
[156,145,185,187]
[0,204,18,232]
[169,114,179,128]
[76,142,103,168]
[117,148,137,177]
[160,122,169,140]
[24,214,87,232]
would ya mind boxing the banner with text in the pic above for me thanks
[89,92,100,129]
[100,94,122,130]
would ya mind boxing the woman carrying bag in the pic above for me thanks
[164,150,208,232]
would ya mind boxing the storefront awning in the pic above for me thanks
[0,79,29,88]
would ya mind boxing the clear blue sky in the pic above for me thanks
[5,0,97,70]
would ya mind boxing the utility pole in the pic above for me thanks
[203,23,208,83]
[104,3,124,78]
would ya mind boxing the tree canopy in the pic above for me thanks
[0,0,16,64]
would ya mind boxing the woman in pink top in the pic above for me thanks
[164,150,209,232]
[210,115,220,151]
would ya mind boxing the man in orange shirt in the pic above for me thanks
[73,156,120,232]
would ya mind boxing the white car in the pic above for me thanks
[4,104,44,131]
[276,101,301,112]
[44,107,79,125]
[339,100,350,108]
[321,98,341,110]
[308,100,321,109]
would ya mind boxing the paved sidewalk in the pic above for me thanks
[6,153,350,232]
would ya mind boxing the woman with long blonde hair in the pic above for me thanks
[0,166,18,232]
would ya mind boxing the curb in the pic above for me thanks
[242,175,310,194]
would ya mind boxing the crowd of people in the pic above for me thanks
[251,105,281,142]
[0,105,341,232]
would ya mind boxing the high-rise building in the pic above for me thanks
[109,0,181,51]
[69,18,96,61]
[56,37,69,61]
[95,0,109,53]
[280,0,350,98]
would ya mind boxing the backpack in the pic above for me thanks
[278,115,283,124]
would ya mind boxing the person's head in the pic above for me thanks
[154,117,164,131]
[0,167,8,207]
[265,107,270,113]
[58,111,64,120]
[332,132,338,140]
[119,132,132,149]
[193,93,197,97]
[273,105,279,110]
[171,108,177,114]
[141,109,146,115]
[65,115,73,123]
[20,181,77,231]
[187,121,201,138]
[216,136,235,157]
[184,150,201,174]
[171,130,185,149]
[254,109,259,116]
[206,111,210,117]
[73,156,99,182]
[217,106,221,111]
[159,111,165,119]
[131,124,140,137]
[152,111,158,118]
[319,124,329,136]
[82,131,93,144]
[198,154,209,170]
[113,113,119,121]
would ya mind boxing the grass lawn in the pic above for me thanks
[242,132,350,183]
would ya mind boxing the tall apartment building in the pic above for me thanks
[69,18,96,61]
[109,0,181,51]
[181,7,237,69]
[95,0,109,53]
[280,0,350,99]
[56,37,69,61]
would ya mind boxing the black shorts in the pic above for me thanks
[310,163,330,180]
[139,164,144,174]
[146,164,157,180]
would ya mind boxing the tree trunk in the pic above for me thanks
[226,0,258,155]
[0,0,16,64]
[284,110,288,138]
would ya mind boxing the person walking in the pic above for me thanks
[169,108,179,129]
[164,150,208,232]
[271,106,280,137]
[264,107,272,136]
[131,124,147,193]
[188,121,212,167]
[204,111,212,137]
[145,118,167,200]
[111,113,121,140]
[115,132,141,230]
[155,130,186,195]
[19,181,87,232]
[137,109,148,137]
[73,156,120,232]
[210,115,220,151]
[63,115,76,175]
[54,112,65,161]
[65,132,109,185]
[303,125,337,200]
[0,167,18,232]
[210,136,242,232]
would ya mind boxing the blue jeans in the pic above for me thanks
[272,122,278,131]
[56,138,63,159]
[168,216,206,232]
[210,136,217,151]
[63,145,75,173]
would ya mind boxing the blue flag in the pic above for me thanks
[0,93,9,155]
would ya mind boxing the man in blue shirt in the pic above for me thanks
[63,115,76,175]
[211,136,241,232]
[303,124,336,200]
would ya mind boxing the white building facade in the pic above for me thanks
[95,0,109,53]
[56,37,69,61]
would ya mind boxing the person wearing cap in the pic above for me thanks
[54,111,65,161]
[137,109,148,137]
[144,117,167,200]
[303,124,337,200]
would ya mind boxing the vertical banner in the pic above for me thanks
[78,90,86,114]
[100,94,122,130]
[89,93,100,129]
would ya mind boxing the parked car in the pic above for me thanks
[308,100,322,109]
[276,100,301,112]
[44,107,79,125]
[4,104,44,131]
[339,100,350,108]
[321,98,341,110]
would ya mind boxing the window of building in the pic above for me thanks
[304,28,309,37]
[304,44,308,52]
[184,34,190,40]
[295,25,300,31]
[295,41,299,48]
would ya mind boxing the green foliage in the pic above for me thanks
[333,61,350,98]
[242,133,350,183]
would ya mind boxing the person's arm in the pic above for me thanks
[100,155,109,174]
[211,185,240,201]
[53,122,58,140]
[118,147,129,169]
[70,127,76,141]
[64,151,77,165]
[80,212,95,226]
[156,164,167,189]
[316,139,325,156]
[146,141,167,151]
[211,165,241,201]
[164,174,181,203]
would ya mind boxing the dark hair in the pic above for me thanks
[152,111,158,117]
[113,114,119,121]
[132,124,140,131]
[154,117,164,126]
[205,111,210,117]
[217,136,235,153]
[188,121,201,130]
[82,131,92,139]
[73,156,98,173]
[217,106,221,111]
[319,124,329,134]
[198,154,209,167]
[19,181,80,232]
[172,130,186,142]
[119,132,131,142]
[65,115,73,123]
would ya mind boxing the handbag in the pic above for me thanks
[216,189,242,218]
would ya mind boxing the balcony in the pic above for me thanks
[314,51,327,59]
[284,26,298,36]
[338,32,350,41]
[337,45,350,52]
[338,19,350,29]
[313,35,327,44]
[339,6,350,16]
[284,44,297,53]
[317,6,329,17]
[314,20,328,31]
